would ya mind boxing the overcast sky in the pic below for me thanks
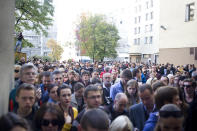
[54,0,131,44]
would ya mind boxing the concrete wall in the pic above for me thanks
[159,47,197,66]
[159,0,197,49]
[0,0,15,116]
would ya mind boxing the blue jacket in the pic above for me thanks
[141,73,147,84]
[143,112,158,131]
[110,81,124,101]
[129,102,147,131]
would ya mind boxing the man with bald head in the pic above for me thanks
[104,93,129,121]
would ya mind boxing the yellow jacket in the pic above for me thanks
[62,107,78,131]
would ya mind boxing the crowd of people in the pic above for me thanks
[0,57,197,131]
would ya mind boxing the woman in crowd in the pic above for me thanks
[57,84,78,131]
[34,103,65,131]
[126,79,140,108]
[154,104,184,131]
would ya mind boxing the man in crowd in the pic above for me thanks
[71,82,85,113]
[110,69,132,101]
[143,86,182,131]
[9,63,38,111]
[81,70,91,87]
[183,78,196,105]
[91,69,100,80]
[71,85,102,130]
[52,70,63,86]
[65,70,77,93]
[102,73,113,105]
[40,71,53,103]
[80,109,109,131]
[105,93,129,121]
[129,84,155,131]
[14,83,37,128]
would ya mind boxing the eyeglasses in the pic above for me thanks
[41,119,59,126]
[159,111,183,118]
[15,70,19,73]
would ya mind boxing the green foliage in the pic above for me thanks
[46,39,64,61]
[15,0,54,36]
[76,14,120,61]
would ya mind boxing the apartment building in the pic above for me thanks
[129,0,160,64]
[159,0,197,66]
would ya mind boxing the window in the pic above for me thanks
[185,3,195,22]
[138,27,141,34]
[134,27,137,34]
[190,48,194,55]
[143,54,150,58]
[150,12,153,19]
[149,36,153,44]
[145,25,149,32]
[138,16,141,23]
[134,39,137,45]
[146,13,149,21]
[139,5,141,12]
[135,17,137,24]
[135,6,137,13]
[150,24,153,32]
[151,0,153,7]
[137,38,140,44]
[144,37,148,44]
[146,1,149,9]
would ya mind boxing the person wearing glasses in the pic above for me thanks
[57,84,78,131]
[71,85,102,131]
[14,64,21,81]
[154,104,184,131]
[183,78,196,105]
[9,63,38,112]
[34,103,65,131]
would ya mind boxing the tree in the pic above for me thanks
[46,39,63,61]
[15,0,54,47]
[76,14,120,62]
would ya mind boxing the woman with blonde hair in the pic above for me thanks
[109,115,133,131]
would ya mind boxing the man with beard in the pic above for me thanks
[14,83,37,128]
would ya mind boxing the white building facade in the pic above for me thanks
[159,0,197,66]
[107,8,131,62]
[128,0,160,64]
